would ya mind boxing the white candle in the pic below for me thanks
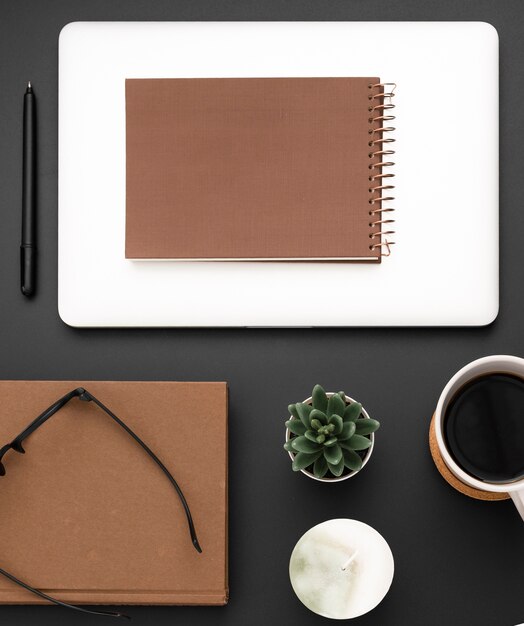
[289,519,394,619]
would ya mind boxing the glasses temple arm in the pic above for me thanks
[0,566,129,619]
[83,390,202,553]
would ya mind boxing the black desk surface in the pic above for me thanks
[1,1,523,625]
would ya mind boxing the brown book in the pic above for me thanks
[0,381,228,606]
[125,77,393,261]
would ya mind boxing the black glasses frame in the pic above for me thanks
[0,387,202,619]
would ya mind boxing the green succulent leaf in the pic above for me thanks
[327,393,346,418]
[304,429,318,443]
[342,448,363,471]
[328,414,343,435]
[283,440,294,452]
[310,418,323,431]
[285,419,306,436]
[327,457,345,477]
[288,404,299,419]
[338,421,356,440]
[312,385,328,412]
[296,402,313,428]
[324,443,343,465]
[347,434,372,451]
[313,454,329,479]
[291,436,322,454]
[324,437,338,447]
[309,409,328,425]
[338,391,346,401]
[316,434,325,444]
[355,418,380,436]
[292,450,322,472]
[344,402,362,422]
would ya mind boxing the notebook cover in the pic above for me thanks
[0,381,228,606]
[125,77,381,261]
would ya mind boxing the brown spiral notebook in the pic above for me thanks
[0,381,228,607]
[125,77,395,261]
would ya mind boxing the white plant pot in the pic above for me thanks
[285,393,375,483]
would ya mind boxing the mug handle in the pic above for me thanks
[510,489,524,521]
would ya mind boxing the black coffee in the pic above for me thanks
[444,372,524,483]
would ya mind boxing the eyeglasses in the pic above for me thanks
[0,387,202,619]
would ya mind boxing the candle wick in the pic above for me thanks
[341,550,358,571]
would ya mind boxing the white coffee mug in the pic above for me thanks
[434,355,524,521]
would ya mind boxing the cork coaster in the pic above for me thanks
[429,414,509,501]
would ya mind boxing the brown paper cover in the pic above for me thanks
[0,381,228,606]
[125,77,380,261]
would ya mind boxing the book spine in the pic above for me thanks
[367,82,396,257]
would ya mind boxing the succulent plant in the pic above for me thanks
[284,384,380,479]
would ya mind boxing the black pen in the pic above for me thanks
[21,81,36,297]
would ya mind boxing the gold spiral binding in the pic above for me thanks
[367,82,396,256]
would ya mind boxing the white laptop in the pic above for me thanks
[58,21,498,327]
